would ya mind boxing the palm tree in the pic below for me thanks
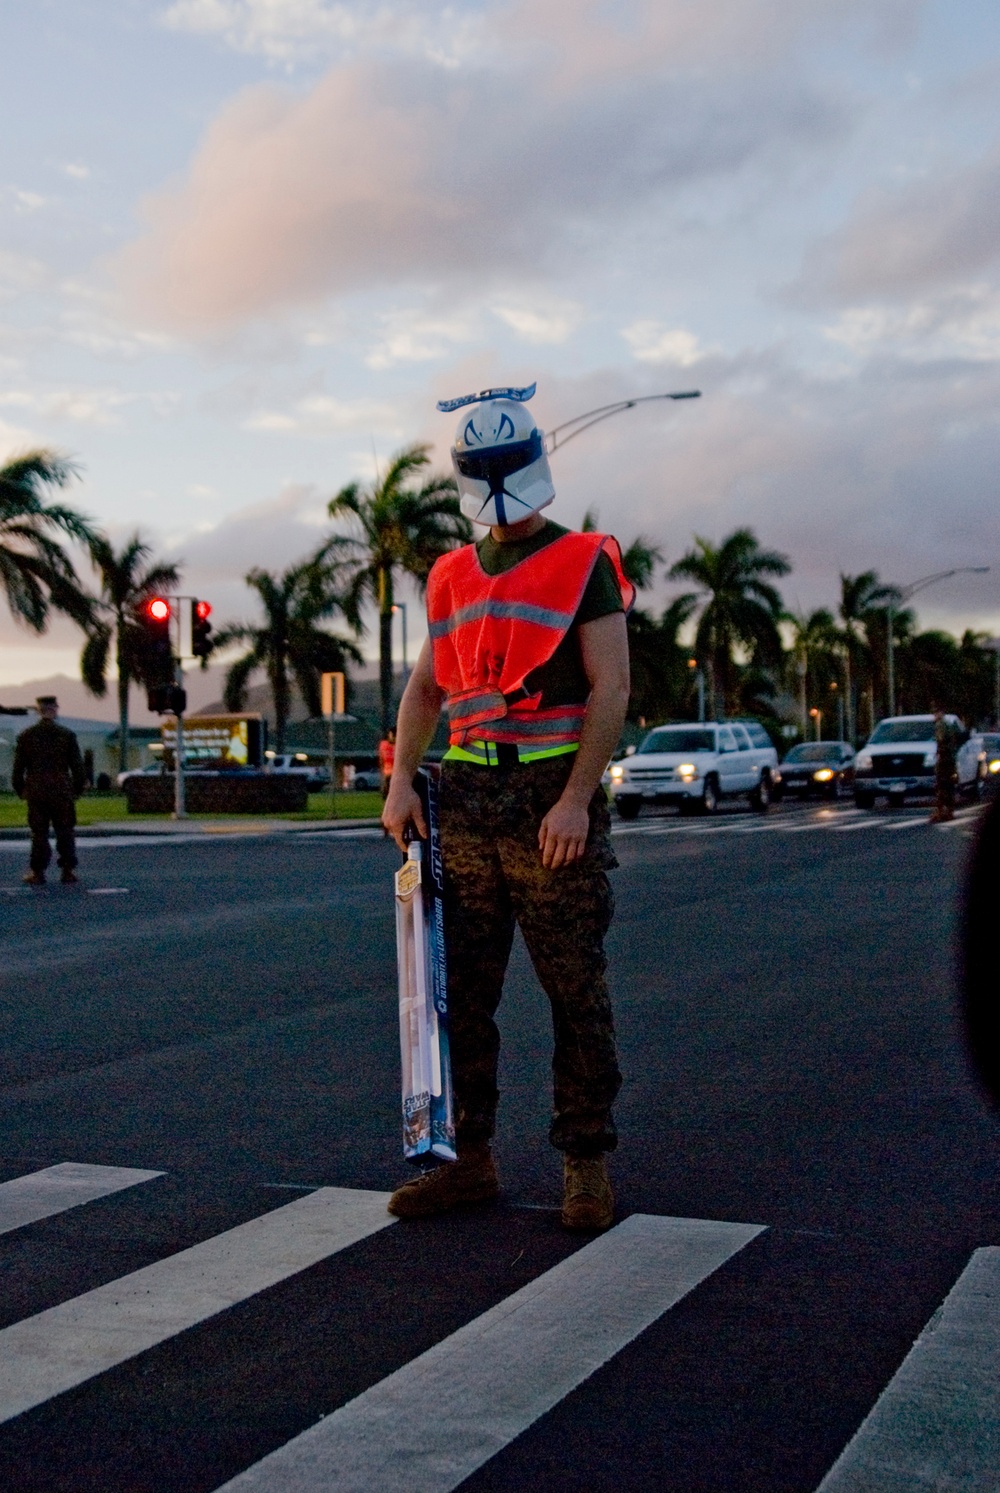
[214,559,363,753]
[785,608,839,736]
[324,445,469,735]
[668,529,790,717]
[0,449,97,634]
[837,571,899,740]
[80,535,181,774]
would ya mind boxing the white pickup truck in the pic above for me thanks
[608,720,780,818]
[852,715,984,808]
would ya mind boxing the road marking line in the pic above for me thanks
[0,1162,163,1237]
[216,1212,764,1493]
[879,817,928,831]
[815,1247,1000,1492]
[0,1187,394,1425]
[832,819,882,832]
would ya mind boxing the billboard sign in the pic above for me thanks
[161,713,265,769]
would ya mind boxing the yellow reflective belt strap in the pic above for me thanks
[443,741,580,767]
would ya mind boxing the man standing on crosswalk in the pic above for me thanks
[382,386,634,1231]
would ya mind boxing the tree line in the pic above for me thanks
[3,447,996,772]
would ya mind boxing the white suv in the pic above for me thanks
[609,721,780,819]
[853,715,984,808]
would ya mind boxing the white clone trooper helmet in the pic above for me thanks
[437,383,555,527]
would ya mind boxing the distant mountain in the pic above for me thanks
[0,663,394,730]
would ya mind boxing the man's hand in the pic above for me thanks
[538,794,590,870]
[382,779,427,852]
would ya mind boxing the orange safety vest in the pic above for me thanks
[426,531,635,747]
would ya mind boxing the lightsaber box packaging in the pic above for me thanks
[394,766,456,1163]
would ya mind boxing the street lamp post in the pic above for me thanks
[687,658,705,722]
[545,391,700,454]
[886,568,989,717]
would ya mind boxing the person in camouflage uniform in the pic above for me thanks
[13,696,85,885]
[930,707,958,823]
[383,390,631,1232]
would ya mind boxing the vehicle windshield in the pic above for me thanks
[639,728,715,755]
[869,720,936,744]
[783,744,842,763]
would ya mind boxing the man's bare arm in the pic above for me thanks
[382,637,445,850]
[538,610,630,870]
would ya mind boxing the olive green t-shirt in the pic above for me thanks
[475,519,624,708]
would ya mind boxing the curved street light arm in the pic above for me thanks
[544,391,700,454]
[885,566,989,717]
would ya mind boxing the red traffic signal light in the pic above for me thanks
[191,598,213,659]
[147,597,170,622]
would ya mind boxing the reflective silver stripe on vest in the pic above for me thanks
[483,712,586,737]
[428,600,574,641]
[447,690,506,725]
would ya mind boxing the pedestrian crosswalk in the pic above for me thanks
[611,803,983,840]
[0,1161,996,1490]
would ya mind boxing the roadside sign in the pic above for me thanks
[321,672,345,719]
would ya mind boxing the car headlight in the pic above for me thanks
[855,753,873,770]
[923,751,936,767]
[676,762,698,779]
[990,759,1000,774]
[610,764,624,780]
[813,768,834,781]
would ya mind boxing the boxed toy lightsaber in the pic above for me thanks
[394,766,456,1163]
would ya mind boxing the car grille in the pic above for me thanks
[871,754,928,778]
[625,767,676,781]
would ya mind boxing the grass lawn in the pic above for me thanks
[0,791,383,827]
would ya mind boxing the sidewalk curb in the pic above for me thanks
[0,818,384,842]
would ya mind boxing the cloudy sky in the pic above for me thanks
[2,0,999,691]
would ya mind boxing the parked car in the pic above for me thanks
[853,715,984,808]
[608,721,780,818]
[351,767,383,791]
[115,762,166,789]
[264,753,330,788]
[775,741,855,800]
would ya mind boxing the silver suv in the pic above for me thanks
[609,720,779,819]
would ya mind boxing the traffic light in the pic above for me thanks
[192,599,213,659]
[140,596,174,685]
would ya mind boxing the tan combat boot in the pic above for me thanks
[387,1142,499,1219]
[561,1155,614,1232]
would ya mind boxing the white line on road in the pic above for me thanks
[0,1187,394,1425]
[879,817,928,832]
[216,1212,764,1493]
[815,1247,1000,1493]
[0,1162,163,1237]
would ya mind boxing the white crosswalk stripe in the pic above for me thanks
[215,1212,765,1493]
[0,1186,394,1426]
[0,1162,163,1236]
[0,1173,995,1489]
[815,1247,1000,1493]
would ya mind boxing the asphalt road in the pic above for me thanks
[0,798,997,1491]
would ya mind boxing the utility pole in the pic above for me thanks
[322,671,345,819]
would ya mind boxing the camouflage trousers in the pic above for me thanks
[439,757,622,1157]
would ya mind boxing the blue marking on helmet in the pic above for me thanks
[496,412,515,441]
[436,382,537,413]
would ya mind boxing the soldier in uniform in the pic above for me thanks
[383,385,634,1231]
[930,706,958,823]
[13,696,85,885]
